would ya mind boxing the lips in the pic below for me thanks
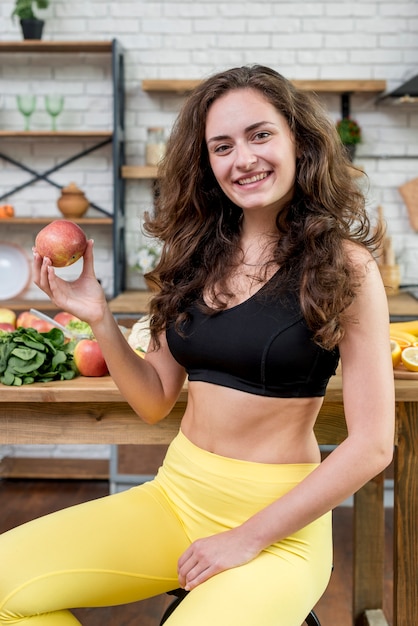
[236,171,269,185]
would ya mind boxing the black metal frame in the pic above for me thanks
[159,588,322,625]
[0,39,126,298]
[111,38,126,297]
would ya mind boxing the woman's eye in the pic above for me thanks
[213,144,232,154]
[254,131,271,141]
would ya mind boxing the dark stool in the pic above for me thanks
[159,587,321,625]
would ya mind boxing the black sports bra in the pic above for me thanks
[166,277,340,398]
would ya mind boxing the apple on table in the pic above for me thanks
[16,311,54,333]
[54,311,81,326]
[0,323,15,332]
[0,308,16,328]
[73,339,108,377]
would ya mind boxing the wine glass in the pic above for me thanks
[45,95,64,131]
[16,95,36,131]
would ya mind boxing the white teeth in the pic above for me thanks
[237,172,268,185]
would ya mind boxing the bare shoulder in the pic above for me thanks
[343,239,375,267]
[342,240,380,286]
[341,240,387,323]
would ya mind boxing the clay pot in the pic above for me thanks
[57,182,89,219]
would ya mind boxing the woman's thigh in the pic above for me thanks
[165,538,332,626]
[0,481,190,623]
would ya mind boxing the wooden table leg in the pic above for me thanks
[353,472,385,623]
[393,401,418,626]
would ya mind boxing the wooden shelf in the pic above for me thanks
[142,78,386,94]
[0,41,114,54]
[0,130,112,139]
[121,165,158,179]
[1,299,60,312]
[122,164,364,181]
[0,217,113,225]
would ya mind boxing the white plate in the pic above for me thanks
[0,242,31,300]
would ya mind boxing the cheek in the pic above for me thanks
[209,157,229,185]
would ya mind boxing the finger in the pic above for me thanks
[177,554,198,588]
[32,249,43,284]
[34,255,54,297]
[184,563,213,591]
[80,239,96,278]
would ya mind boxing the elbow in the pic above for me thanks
[380,444,394,473]
[137,410,166,425]
[136,401,176,426]
[371,441,394,476]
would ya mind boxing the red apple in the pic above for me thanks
[31,319,55,333]
[54,311,81,326]
[16,311,54,332]
[17,311,39,328]
[73,339,108,377]
[35,219,87,268]
[0,308,16,327]
[0,323,15,332]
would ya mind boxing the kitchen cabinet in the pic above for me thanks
[0,40,126,299]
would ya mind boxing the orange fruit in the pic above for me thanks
[390,340,402,367]
[401,346,418,372]
[390,336,412,351]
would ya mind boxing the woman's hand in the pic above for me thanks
[33,239,107,324]
[177,527,261,591]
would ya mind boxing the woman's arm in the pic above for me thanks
[178,247,395,590]
[33,241,186,423]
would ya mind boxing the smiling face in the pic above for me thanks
[205,88,297,218]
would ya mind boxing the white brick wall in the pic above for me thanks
[1,0,418,461]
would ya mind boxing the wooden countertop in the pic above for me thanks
[5,289,417,318]
[108,290,418,319]
[387,291,418,317]
[0,373,416,403]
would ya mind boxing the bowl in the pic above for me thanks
[0,242,31,300]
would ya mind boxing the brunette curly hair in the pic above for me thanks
[144,65,382,350]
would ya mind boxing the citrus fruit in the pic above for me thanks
[401,346,418,372]
[390,336,412,351]
[390,340,402,367]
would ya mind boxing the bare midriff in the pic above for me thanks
[180,381,324,465]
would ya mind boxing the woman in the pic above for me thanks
[0,65,394,625]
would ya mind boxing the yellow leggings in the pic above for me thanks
[0,431,332,625]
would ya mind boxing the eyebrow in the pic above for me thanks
[206,120,275,144]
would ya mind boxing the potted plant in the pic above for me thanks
[11,0,49,40]
[336,116,362,160]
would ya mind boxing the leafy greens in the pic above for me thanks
[0,327,77,386]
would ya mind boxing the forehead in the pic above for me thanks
[205,88,285,135]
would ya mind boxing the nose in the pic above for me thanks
[235,143,257,170]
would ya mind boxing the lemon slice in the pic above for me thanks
[390,340,402,368]
[390,336,412,350]
[401,346,418,372]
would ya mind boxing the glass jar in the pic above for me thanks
[146,127,166,166]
